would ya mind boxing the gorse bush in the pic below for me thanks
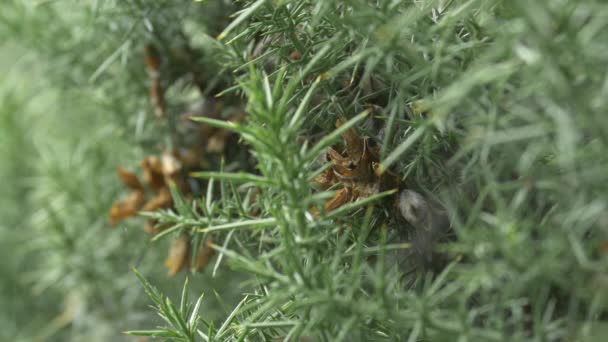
[1,0,607,341]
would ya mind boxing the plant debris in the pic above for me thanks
[311,117,452,269]
[109,150,193,228]
[312,117,400,216]
[144,44,166,118]
[165,235,216,276]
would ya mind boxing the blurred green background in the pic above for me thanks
[0,2,242,341]
[2,1,608,341]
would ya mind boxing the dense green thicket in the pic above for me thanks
[1,0,608,341]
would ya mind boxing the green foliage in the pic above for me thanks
[2,0,608,341]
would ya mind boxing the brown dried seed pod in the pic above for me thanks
[312,168,335,190]
[149,78,166,117]
[144,44,161,72]
[141,187,172,212]
[194,239,216,272]
[109,190,145,226]
[324,187,352,213]
[165,235,190,277]
[144,44,166,117]
[327,148,352,167]
[117,167,143,190]
[141,156,165,190]
[336,117,364,161]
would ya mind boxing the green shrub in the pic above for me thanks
[1,0,607,341]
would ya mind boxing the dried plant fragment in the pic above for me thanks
[313,168,335,190]
[110,190,145,226]
[144,44,166,117]
[161,152,182,176]
[141,156,165,190]
[289,50,302,61]
[117,167,144,191]
[312,117,397,216]
[328,131,379,184]
[165,235,190,277]
[194,238,216,272]
[205,111,245,154]
[324,187,352,213]
[141,187,172,212]
[336,117,364,161]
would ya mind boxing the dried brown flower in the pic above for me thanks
[312,117,398,216]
